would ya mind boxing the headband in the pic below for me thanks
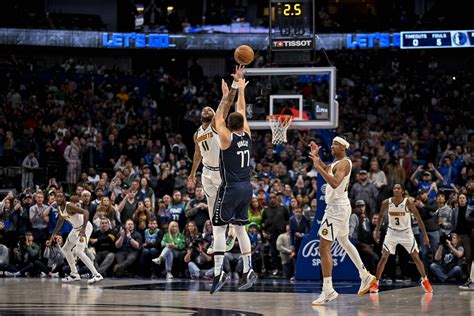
[333,136,350,149]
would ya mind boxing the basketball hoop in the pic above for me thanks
[267,114,293,145]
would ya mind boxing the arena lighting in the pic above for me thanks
[167,6,174,13]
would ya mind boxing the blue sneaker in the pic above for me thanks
[210,272,229,294]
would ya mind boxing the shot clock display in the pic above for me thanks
[270,0,315,51]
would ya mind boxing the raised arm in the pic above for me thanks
[188,132,202,186]
[236,78,251,136]
[310,154,350,190]
[308,141,330,172]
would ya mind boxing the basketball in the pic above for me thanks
[234,45,254,65]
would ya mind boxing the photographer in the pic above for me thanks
[184,236,213,280]
[14,232,51,277]
[430,233,464,282]
[44,235,66,277]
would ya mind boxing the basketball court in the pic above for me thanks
[0,278,471,315]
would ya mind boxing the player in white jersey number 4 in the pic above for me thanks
[309,137,376,305]
[49,192,103,284]
[372,183,433,293]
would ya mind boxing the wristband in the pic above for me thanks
[231,81,239,89]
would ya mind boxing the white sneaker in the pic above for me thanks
[88,274,104,284]
[40,272,49,278]
[312,290,339,305]
[51,272,60,278]
[166,272,174,280]
[62,273,81,282]
[4,271,20,277]
[459,279,474,290]
[358,273,376,296]
[152,257,162,265]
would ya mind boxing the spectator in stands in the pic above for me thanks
[304,198,317,225]
[93,196,119,230]
[415,188,440,271]
[113,219,142,276]
[63,137,82,192]
[276,224,294,280]
[89,218,116,276]
[411,164,443,200]
[368,160,387,190]
[29,192,49,247]
[451,193,473,274]
[153,221,185,280]
[184,236,213,280]
[21,152,39,190]
[262,193,290,275]
[185,186,209,232]
[13,232,50,277]
[43,235,65,278]
[248,197,264,230]
[167,190,186,231]
[133,201,151,234]
[289,207,310,258]
[350,169,379,216]
[436,192,453,236]
[118,190,138,224]
[140,218,163,278]
[430,233,464,282]
[349,200,378,273]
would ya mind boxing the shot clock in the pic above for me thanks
[270,0,315,51]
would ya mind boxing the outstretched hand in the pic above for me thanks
[238,78,249,89]
[231,65,245,82]
[221,79,229,97]
[309,140,320,156]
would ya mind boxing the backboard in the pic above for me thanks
[244,67,338,129]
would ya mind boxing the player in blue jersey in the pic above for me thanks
[210,77,257,294]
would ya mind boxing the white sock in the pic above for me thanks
[212,225,227,276]
[337,235,368,278]
[323,276,333,292]
[214,254,224,276]
[242,254,252,273]
[470,262,474,281]
[233,225,252,273]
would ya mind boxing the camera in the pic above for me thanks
[440,233,452,246]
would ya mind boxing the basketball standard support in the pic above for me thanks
[244,67,338,130]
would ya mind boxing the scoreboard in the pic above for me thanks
[400,30,474,49]
[270,0,315,51]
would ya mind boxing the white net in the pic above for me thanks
[268,115,292,145]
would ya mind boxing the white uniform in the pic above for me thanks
[59,202,93,244]
[319,158,352,241]
[196,124,221,217]
[382,198,419,255]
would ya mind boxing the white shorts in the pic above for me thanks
[383,227,419,255]
[318,204,351,241]
[201,168,222,218]
[67,221,93,245]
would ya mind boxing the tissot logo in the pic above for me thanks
[272,39,314,50]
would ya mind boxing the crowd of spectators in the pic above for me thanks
[0,47,473,283]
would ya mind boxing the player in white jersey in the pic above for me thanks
[49,192,103,284]
[188,67,246,254]
[309,137,376,305]
[372,184,432,293]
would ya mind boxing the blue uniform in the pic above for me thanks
[213,132,253,226]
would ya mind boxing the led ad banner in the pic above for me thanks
[0,28,472,51]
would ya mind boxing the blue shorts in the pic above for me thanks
[212,181,252,226]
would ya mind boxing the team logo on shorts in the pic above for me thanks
[321,228,328,236]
